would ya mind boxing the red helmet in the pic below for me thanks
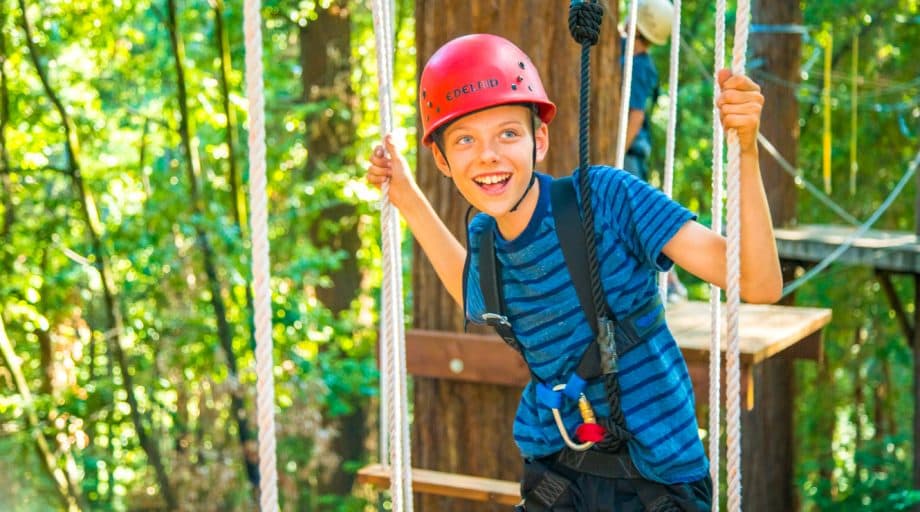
[419,34,557,146]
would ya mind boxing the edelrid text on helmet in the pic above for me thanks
[419,34,556,146]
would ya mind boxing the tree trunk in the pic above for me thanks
[915,130,920,506]
[298,2,368,501]
[413,3,621,511]
[742,2,803,511]
[853,327,864,482]
[18,1,179,508]
[211,0,245,234]
[164,0,260,496]
[0,0,13,240]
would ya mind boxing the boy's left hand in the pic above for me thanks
[716,69,764,154]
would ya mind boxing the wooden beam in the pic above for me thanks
[406,329,529,387]
[356,464,520,506]
[406,301,831,389]
[775,225,920,275]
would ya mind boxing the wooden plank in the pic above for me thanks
[406,329,529,387]
[775,224,920,274]
[356,464,520,506]
[406,301,831,387]
[666,301,831,364]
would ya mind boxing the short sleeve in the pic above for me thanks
[589,166,696,272]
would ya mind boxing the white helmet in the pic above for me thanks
[635,0,674,46]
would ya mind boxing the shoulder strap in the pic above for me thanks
[478,225,524,353]
[551,176,609,337]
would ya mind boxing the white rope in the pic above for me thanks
[726,0,751,510]
[371,1,414,510]
[242,0,278,509]
[658,0,682,300]
[615,0,641,168]
[709,1,726,509]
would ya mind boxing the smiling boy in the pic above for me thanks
[367,34,781,511]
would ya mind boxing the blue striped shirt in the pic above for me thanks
[464,167,707,484]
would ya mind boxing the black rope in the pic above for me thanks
[569,1,635,450]
[567,1,607,325]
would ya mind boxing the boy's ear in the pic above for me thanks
[431,144,452,177]
[534,122,549,163]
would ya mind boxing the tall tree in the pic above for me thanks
[163,0,260,495]
[745,1,803,510]
[412,3,621,510]
[0,0,12,240]
[299,0,367,499]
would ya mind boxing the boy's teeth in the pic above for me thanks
[476,174,509,185]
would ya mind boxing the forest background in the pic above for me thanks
[1,0,918,510]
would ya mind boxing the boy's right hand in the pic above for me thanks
[366,134,419,211]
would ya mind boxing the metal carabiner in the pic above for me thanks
[550,384,595,452]
[481,312,511,327]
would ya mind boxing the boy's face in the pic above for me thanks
[432,105,548,220]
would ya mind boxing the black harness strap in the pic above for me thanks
[479,226,523,354]
[550,176,604,335]
[553,447,641,480]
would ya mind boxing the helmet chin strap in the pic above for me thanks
[509,172,537,212]
[509,123,539,213]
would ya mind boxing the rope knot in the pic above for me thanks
[568,1,604,46]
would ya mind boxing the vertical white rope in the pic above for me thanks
[242,0,278,509]
[371,1,413,510]
[389,2,413,506]
[615,0,641,168]
[658,0,682,301]
[726,0,751,510]
[709,1,726,510]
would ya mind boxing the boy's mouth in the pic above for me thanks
[473,172,512,194]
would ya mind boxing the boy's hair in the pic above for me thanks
[418,34,556,147]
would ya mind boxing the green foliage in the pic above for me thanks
[0,0,418,509]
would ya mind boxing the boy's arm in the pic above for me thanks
[661,71,782,304]
[368,135,466,307]
[624,109,645,152]
[399,188,466,306]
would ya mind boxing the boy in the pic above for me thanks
[367,34,781,511]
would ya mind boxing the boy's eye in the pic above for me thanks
[500,129,520,139]
[454,135,473,145]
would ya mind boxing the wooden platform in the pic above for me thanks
[357,464,520,506]
[775,224,920,274]
[406,301,831,406]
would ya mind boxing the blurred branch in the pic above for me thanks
[0,314,84,511]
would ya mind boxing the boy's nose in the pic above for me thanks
[478,141,500,163]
